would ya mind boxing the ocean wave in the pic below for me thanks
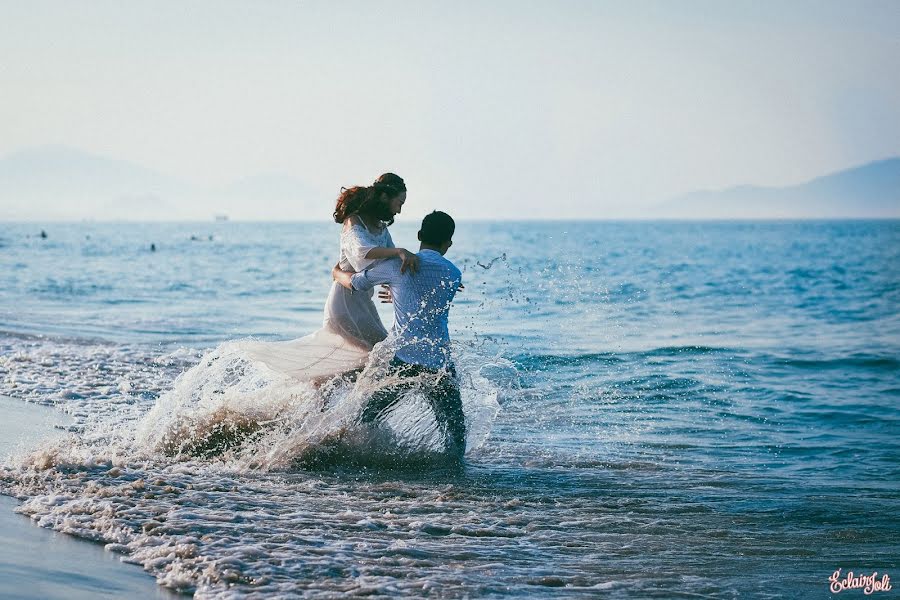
[29,279,114,297]
[774,354,900,371]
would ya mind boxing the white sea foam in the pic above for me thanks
[1,334,507,595]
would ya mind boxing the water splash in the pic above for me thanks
[124,336,501,472]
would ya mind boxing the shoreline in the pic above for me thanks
[0,395,177,599]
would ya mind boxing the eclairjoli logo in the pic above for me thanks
[829,569,892,594]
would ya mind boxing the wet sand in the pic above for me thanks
[0,396,176,599]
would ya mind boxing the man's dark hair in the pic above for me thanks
[418,211,455,246]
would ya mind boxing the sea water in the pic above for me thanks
[0,220,898,598]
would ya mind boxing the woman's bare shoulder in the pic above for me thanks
[342,215,363,231]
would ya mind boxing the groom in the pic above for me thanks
[332,211,466,459]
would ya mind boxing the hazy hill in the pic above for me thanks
[0,146,201,220]
[4,146,898,221]
[0,146,323,221]
[655,158,900,219]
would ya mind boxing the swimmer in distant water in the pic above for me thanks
[332,211,466,460]
[40,229,47,239]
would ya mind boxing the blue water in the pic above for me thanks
[1,220,898,598]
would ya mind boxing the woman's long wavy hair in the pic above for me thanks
[333,173,406,226]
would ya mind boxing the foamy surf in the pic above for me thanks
[0,335,506,595]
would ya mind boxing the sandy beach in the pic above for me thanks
[0,395,175,599]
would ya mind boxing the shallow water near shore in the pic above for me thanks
[0,396,176,599]
[1,220,898,597]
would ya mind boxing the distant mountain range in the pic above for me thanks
[0,146,325,220]
[1,146,898,220]
[654,158,900,219]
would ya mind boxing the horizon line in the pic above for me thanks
[3,217,899,225]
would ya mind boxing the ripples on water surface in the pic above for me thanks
[1,221,898,598]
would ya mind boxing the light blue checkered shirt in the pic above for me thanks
[350,249,462,369]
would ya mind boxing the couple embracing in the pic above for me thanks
[245,173,466,460]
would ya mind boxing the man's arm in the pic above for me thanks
[332,258,403,292]
[350,258,403,291]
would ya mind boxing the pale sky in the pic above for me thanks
[1,0,899,220]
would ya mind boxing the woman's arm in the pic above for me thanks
[343,216,419,274]
[364,247,419,273]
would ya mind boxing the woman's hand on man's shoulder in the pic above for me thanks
[396,248,420,274]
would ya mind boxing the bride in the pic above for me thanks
[240,173,418,380]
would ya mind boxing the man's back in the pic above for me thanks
[350,249,462,369]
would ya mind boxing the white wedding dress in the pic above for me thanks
[239,217,394,380]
